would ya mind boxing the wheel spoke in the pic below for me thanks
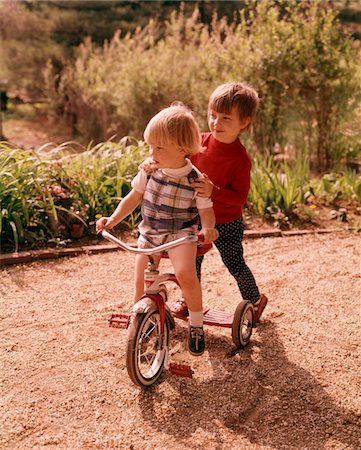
[133,312,167,381]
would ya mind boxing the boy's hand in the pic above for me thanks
[199,227,219,244]
[139,157,159,174]
[191,173,214,198]
[96,217,116,233]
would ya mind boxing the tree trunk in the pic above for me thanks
[0,112,5,140]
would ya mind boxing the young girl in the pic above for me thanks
[188,81,268,322]
[96,103,218,356]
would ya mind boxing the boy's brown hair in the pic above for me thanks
[208,82,260,131]
[144,103,202,156]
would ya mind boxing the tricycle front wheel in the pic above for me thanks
[232,300,254,348]
[126,305,169,387]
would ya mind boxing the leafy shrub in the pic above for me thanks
[45,1,360,170]
[248,154,310,217]
[0,139,148,252]
[310,170,361,205]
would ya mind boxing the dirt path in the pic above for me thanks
[1,232,360,449]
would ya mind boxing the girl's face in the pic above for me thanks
[208,106,250,144]
[148,139,187,169]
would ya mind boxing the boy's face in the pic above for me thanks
[208,106,250,144]
[147,139,187,169]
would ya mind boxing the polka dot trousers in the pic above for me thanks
[196,218,260,304]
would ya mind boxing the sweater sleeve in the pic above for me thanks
[211,157,251,207]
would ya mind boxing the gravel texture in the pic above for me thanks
[1,232,360,449]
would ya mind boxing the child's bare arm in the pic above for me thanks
[96,189,143,232]
[198,207,218,244]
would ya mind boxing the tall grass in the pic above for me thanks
[1,139,359,252]
[0,139,147,252]
[248,154,310,216]
[310,169,361,204]
[0,145,52,251]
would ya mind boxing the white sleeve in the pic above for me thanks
[195,195,213,210]
[131,170,148,193]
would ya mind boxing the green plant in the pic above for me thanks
[352,219,361,233]
[311,170,361,205]
[0,139,148,252]
[43,1,360,171]
[0,145,53,251]
[265,205,290,229]
[330,207,349,222]
[57,139,148,227]
[292,204,317,224]
[248,154,310,217]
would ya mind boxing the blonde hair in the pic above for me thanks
[144,103,202,156]
[208,82,260,131]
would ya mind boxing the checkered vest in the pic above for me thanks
[139,168,199,238]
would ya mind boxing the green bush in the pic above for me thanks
[0,139,148,252]
[45,1,360,170]
[310,170,361,205]
[247,154,361,228]
[1,138,359,251]
[248,154,310,217]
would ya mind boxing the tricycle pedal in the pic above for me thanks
[108,313,130,329]
[169,362,193,378]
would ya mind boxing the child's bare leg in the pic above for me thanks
[168,244,202,313]
[134,255,148,302]
[134,254,160,302]
[169,243,205,355]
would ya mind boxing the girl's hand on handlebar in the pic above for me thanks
[96,217,115,233]
[199,227,219,244]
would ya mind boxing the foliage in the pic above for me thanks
[0,0,246,98]
[230,0,360,169]
[248,154,310,217]
[1,138,360,251]
[0,139,147,252]
[0,1,64,97]
[43,1,360,170]
[309,169,361,204]
[247,153,361,228]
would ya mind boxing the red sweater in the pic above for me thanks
[191,132,251,224]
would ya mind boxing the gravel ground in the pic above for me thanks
[1,232,360,450]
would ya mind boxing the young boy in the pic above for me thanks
[172,82,268,322]
[96,103,218,355]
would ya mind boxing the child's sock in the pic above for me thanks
[188,310,203,328]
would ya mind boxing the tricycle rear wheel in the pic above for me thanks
[232,300,254,348]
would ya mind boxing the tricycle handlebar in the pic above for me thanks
[101,230,198,255]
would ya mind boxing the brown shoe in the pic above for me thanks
[253,294,268,322]
[171,298,189,318]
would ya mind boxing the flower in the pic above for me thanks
[49,185,67,199]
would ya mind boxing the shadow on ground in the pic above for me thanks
[138,321,360,449]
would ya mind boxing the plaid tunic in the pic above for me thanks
[138,168,200,248]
